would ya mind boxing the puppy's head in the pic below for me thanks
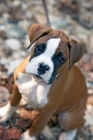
[26,24,85,84]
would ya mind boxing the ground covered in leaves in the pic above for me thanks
[0,0,93,140]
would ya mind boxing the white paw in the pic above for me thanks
[0,102,17,123]
[0,104,11,123]
[42,125,56,140]
[19,130,36,140]
[59,130,77,140]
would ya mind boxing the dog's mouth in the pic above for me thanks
[32,74,44,81]
[34,74,42,79]
[29,73,51,84]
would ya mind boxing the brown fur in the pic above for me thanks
[10,24,87,137]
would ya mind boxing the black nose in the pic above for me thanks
[38,62,50,75]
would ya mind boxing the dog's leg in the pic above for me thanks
[0,101,17,123]
[58,111,85,140]
[59,129,77,140]
[19,105,57,140]
[0,82,21,123]
[20,125,55,140]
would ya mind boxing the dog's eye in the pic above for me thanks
[35,44,46,55]
[57,56,64,63]
[36,45,43,53]
[56,53,65,64]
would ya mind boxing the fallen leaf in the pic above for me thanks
[16,118,32,130]
[20,108,39,120]
[0,127,9,140]
[8,127,21,140]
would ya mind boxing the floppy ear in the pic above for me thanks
[27,24,52,49]
[68,38,85,71]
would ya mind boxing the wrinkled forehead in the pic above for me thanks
[35,30,69,58]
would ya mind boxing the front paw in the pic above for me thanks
[0,105,11,123]
[59,129,77,140]
[19,130,36,140]
[42,125,56,140]
[0,102,16,123]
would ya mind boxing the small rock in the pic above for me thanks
[8,6,27,22]
[90,55,93,66]
[3,47,13,57]
[90,34,93,52]
[18,19,30,31]
[0,49,5,57]
[88,89,93,95]
[79,8,93,29]
[0,3,8,14]
[86,80,93,89]
[20,51,28,57]
[21,3,28,10]
[50,15,69,29]
[82,2,92,10]
[78,54,92,72]
[2,13,10,22]
[5,38,21,51]
[0,57,12,65]
[50,126,61,138]
[0,72,8,79]
[5,59,24,74]
[12,0,21,7]
[87,72,93,80]
[0,25,5,31]
[87,95,93,105]
[84,112,93,126]
[87,104,93,112]
[0,86,10,107]
[0,29,7,39]
[5,23,27,39]
[26,10,33,19]
[34,13,46,24]
[76,25,90,35]
[0,64,7,71]
[12,52,21,59]
[22,35,30,48]
[89,125,93,135]
[77,33,88,40]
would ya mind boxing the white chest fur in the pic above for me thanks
[16,73,51,109]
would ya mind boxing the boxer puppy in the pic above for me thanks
[0,24,87,140]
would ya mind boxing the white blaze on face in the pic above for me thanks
[44,38,61,57]
[26,38,61,84]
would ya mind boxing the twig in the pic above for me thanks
[42,0,51,27]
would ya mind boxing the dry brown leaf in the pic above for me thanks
[16,118,32,130]
[0,126,9,140]
[8,127,21,140]
[20,108,39,120]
